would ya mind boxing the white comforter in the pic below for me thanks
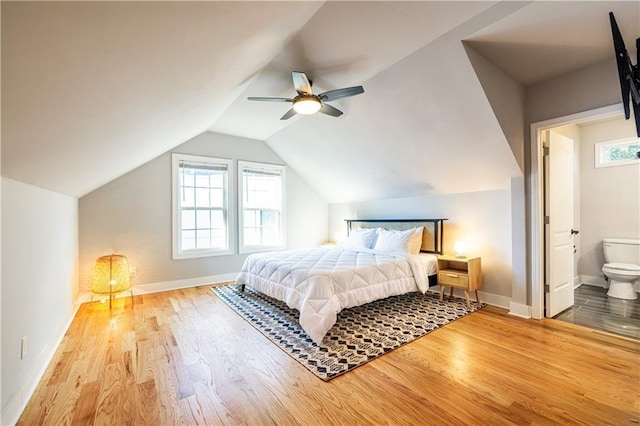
[234,246,437,344]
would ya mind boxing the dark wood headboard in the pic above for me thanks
[345,218,447,255]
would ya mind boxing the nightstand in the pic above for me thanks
[437,256,482,307]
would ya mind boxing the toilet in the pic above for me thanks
[602,239,640,300]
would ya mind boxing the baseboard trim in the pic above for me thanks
[77,272,240,304]
[134,272,238,294]
[428,291,531,318]
[479,291,511,310]
[1,298,84,426]
[508,301,532,319]
[429,287,511,310]
[581,275,607,288]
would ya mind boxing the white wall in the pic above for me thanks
[329,189,513,301]
[509,176,527,314]
[1,178,79,423]
[525,60,621,126]
[577,117,639,280]
[78,131,328,293]
[462,44,527,311]
[464,43,525,172]
[1,2,4,413]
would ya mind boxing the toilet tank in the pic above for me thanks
[603,239,640,264]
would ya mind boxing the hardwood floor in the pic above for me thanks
[18,286,640,425]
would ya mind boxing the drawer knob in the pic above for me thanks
[447,273,458,278]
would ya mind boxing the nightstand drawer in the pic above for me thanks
[438,271,469,288]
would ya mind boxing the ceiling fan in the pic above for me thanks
[248,71,364,120]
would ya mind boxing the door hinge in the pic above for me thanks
[543,147,550,156]
[544,284,550,293]
[544,215,550,224]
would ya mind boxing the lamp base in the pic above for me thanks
[90,287,134,310]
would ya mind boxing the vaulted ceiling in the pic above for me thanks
[3,1,638,202]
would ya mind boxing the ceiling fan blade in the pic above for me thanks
[292,71,313,95]
[248,97,293,102]
[319,86,364,102]
[319,103,343,117]
[280,108,297,120]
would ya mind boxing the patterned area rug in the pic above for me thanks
[212,285,485,381]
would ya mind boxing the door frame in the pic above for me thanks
[529,103,622,319]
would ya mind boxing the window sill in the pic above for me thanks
[172,249,234,260]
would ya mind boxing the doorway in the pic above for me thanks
[531,105,640,338]
[531,104,625,318]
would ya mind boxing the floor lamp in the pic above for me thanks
[91,254,133,309]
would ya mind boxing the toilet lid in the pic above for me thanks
[605,262,640,272]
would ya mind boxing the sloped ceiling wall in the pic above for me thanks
[265,17,523,203]
[210,1,499,141]
[261,2,531,203]
[1,1,323,197]
[464,43,525,171]
[2,1,638,202]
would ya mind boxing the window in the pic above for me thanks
[595,137,640,168]
[238,161,285,253]
[172,154,234,259]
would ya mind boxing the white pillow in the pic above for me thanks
[374,227,423,255]
[344,228,378,249]
[408,227,424,255]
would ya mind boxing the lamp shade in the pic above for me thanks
[454,241,468,258]
[92,254,131,295]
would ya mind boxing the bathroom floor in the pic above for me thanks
[554,284,640,340]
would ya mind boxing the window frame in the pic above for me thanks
[595,137,640,168]
[238,160,286,254]
[172,153,235,260]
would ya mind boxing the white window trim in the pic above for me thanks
[595,137,640,168]
[172,153,235,259]
[238,160,286,254]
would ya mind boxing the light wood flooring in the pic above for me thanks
[18,286,640,425]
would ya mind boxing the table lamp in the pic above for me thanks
[454,241,468,258]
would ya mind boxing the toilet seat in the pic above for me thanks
[603,262,640,273]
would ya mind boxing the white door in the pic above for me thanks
[545,130,575,317]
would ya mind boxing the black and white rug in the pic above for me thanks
[212,285,485,381]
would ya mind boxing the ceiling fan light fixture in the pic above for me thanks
[293,95,321,115]
[247,72,363,120]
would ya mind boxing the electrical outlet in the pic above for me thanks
[21,336,28,360]
[129,266,137,277]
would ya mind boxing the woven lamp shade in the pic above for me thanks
[92,254,131,295]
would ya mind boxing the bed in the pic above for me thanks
[234,219,447,344]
